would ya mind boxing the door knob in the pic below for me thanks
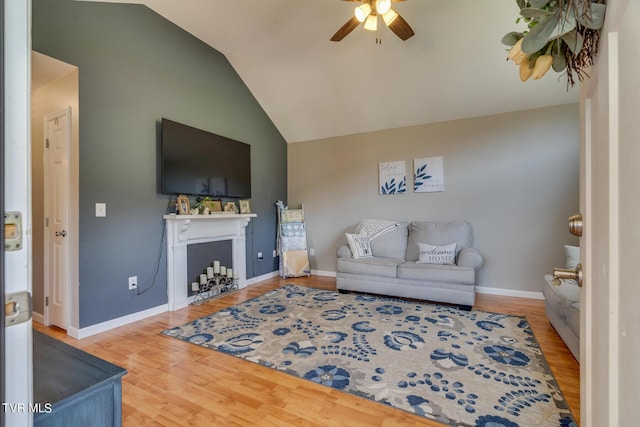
[552,263,583,287]
[568,214,583,237]
[55,230,67,237]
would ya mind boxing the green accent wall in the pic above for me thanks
[33,0,287,327]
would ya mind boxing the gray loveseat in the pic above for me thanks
[541,245,580,361]
[336,220,484,309]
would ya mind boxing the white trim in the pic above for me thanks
[246,270,280,284]
[475,285,544,300]
[311,269,336,278]
[68,304,169,339]
[32,311,45,325]
[607,31,620,427]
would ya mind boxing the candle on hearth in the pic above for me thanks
[207,267,214,279]
[192,282,199,292]
[213,260,220,274]
[227,268,233,278]
[233,271,239,280]
[200,274,207,285]
[220,266,227,276]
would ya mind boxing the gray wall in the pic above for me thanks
[288,104,579,294]
[33,0,286,327]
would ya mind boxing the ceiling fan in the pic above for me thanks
[330,0,415,42]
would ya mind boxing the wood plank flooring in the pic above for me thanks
[33,276,580,426]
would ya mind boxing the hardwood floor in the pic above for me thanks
[33,276,580,426]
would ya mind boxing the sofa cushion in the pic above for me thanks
[345,233,373,259]
[337,257,403,278]
[566,301,580,338]
[368,222,409,259]
[417,242,457,265]
[398,261,475,285]
[542,274,580,338]
[406,221,473,262]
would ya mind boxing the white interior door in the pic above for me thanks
[580,0,639,425]
[3,0,33,426]
[44,108,70,330]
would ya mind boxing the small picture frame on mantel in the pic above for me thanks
[176,195,191,215]
[239,199,251,214]
[223,201,238,213]
[203,199,223,213]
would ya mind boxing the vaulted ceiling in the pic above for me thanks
[78,0,578,143]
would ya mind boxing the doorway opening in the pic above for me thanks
[31,51,79,333]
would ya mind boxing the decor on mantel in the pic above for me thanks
[176,194,190,215]
[331,0,415,43]
[191,260,239,305]
[502,0,606,86]
[163,285,576,427]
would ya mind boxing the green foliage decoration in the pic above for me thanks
[502,0,606,87]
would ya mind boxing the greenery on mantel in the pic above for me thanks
[502,0,606,87]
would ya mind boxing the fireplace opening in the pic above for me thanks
[187,240,233,296]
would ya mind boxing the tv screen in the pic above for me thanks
[161,118,251,198]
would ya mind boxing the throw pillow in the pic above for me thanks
[417,242,457,265]
[563,245,580,286]
[346,233,373,259]
[565,245,580,269]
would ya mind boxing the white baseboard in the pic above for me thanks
[311,270,336,278]
[32,311,45,325]
[68,304,169,339]
[246,271,280,285]
[475,286,544,300]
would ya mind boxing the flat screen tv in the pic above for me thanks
[161,118,251,198]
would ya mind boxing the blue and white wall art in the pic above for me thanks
[414,156,444,193]
[379,161,407,195]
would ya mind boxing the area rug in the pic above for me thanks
[162,285,576,427]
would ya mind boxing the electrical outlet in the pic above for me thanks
[272,249,277,258]
[128,276,137,290]
[257,252,263,260]
[309,248,315,256]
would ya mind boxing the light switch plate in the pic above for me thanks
[96,203,106,217]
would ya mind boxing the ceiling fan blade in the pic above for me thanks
[330,17,361,42]
[387,13,415,41]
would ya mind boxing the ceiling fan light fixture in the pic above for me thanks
[363,14,378,31]
[354,3,372,22]
[382,8,398,26]
[375,0,392,15]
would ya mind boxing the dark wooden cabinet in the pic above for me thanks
[33,331,126,427]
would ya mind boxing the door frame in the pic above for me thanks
[1,1,6,423]
[43,107,72,329]
[3,0,34,425]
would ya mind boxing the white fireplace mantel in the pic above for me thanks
[164,213,256,311]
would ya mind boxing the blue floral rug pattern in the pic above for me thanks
[162,285,576,427]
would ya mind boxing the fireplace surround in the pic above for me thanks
[164,213,256,310]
